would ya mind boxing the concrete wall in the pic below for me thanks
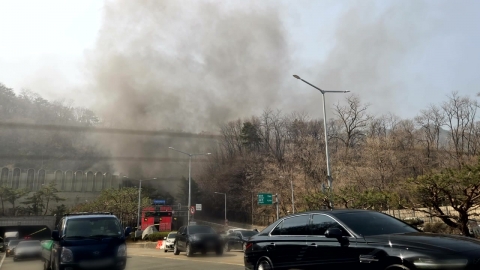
[0,167,181,209]
[0,167,123,192]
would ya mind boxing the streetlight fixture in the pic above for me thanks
[123,176,157,232]
[214,192,227,226]
[293,75,349,203]
[169,147,211,225]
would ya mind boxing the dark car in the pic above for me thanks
[244,209,480,270]
[173,225,223,257]
[0,239,4,253]
[6,239,20,257]
[43,212,132,270]
[224,230,258,252]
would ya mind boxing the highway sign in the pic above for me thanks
[153,199,165,205]
[196,204,202,211]
[258,193,273,205]
[190,206,196,215]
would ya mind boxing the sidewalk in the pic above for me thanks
[127,241,158,249]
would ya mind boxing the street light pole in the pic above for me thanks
[169,147,211,225]
[137,179,142,231]
[290,179,295,214]
[214,192,227,226]
[123,176,157,232]
[293,75,349,207]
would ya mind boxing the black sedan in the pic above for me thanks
[224,230,258,252]
[244,209,480,270]
[173,225,223,257]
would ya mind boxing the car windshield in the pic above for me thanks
[65,217,122,238]
[239,231,258,237]
[18,241,40,247]
[8,240,19,246]
[167,233,177,238]
[188,226,215,234]
[336,211,419,236]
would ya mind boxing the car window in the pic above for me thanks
[310,214,351,237]
[336,211,419,236]
[188,226,215,234]
[8,240,19,246]
[240,231,258,238]
[271,215,309,236]
[168,233,177,238]
[65,217,122,237]
[18,241,40,247]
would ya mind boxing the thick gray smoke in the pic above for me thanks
[85,0,291,132]
[83,0,440,179]
[84,0,292,178]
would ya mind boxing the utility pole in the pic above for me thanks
[290,180,295,214]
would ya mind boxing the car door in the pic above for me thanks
[268,214,310,269]
[305,214,358,269]
[176,227,186,251]
[233,232,243,249]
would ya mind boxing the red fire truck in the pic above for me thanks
[141,205,173,231]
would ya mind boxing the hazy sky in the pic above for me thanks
[0,0,479,129]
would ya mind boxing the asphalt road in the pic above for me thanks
[0,248,245,270]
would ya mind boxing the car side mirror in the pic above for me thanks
[181,232,186,236]
[324,228,342,239]
[51,230,60,241]
[124,227,132,237]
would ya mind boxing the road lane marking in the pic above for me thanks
[134,254,244,266]
[0,252,5,269]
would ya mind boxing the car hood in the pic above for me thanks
[364,232,480,253]
[62,237,124,261]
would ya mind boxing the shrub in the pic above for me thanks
[403,217,424,227]
[423,222,460,234]
[145,231,171,242]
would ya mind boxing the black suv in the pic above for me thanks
[43,212,131,270]
[173,225,223,257]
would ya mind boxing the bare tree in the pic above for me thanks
[442,92,478,166]
[333,95,371,156]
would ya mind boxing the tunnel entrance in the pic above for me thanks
[0,215,56,242]
[0,226,51,241]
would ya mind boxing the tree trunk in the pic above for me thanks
[44,197,50,215]
[458,211,471,237]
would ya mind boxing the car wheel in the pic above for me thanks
[13,257,17,262]
[164,248,168,253]
[215,248,223,256]
[185,243,193,257]
[256,258,273,270]
[44,259,51,270]
[173,243,180,255]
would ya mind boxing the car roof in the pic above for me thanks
[281,209,380,219]
[65,214,118,220]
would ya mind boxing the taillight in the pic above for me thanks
[245,242,253,251]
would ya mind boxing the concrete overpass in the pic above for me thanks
[0,216,56,240]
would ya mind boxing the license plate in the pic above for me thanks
[80,258,113,267]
